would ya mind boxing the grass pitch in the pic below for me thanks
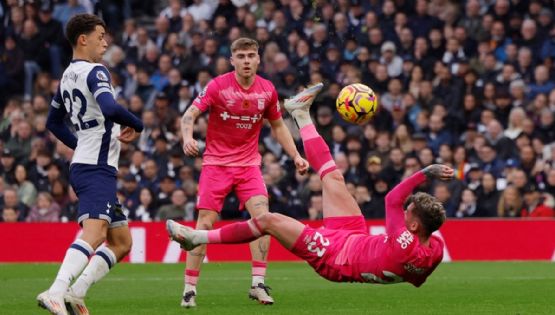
[0,262,554,314]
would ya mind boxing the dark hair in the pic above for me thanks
[66,14,106,47]
[404,192,446,236]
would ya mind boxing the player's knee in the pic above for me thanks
[327,170,345,184]
[197,220,214,230]
[254,212,278,232]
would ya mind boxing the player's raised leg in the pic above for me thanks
[244,195,273,304]
[167,212,305,252]
[284,85,361,219]
[65,223,132,315]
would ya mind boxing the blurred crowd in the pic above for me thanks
[0,0,554,223]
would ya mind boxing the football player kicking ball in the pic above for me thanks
[168,87,453,289]
[179,37,310,307]
[38,14,143,315]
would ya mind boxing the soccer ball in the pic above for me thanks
[336,83,378,124]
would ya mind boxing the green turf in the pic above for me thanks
[0,262,554,314]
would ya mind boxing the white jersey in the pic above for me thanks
[53,60,121,169]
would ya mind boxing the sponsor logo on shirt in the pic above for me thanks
[257,98,265,110]
[219,111,262,129]
[396,230,414,249]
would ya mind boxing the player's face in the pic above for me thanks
[404,202,419,233]
[230,48,260,78]
[86,25,108,63]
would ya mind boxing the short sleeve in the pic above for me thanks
[264,87,281,121]
[86,65,113,99]
[192,80,217,112]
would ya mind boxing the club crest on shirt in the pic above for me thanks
[258,99,265,110]
[242,100,250,109]
[96,70,109,82]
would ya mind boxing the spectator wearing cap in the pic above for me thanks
[476,172,500,217]
[321,44,342,83]
[363,155,383,188]
[379,41,403,77]
[521,182,555,217]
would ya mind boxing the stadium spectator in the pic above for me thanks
[521,182,555,217]
[156,188,193,221]
[26,191,60,222]
[1,207,19,222]
[0,0,552,225]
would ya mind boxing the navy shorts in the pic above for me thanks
[70,163,127,227]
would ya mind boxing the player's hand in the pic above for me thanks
[118,126,139,143]
[294,154,309,175]
[422,164,454,181]
[183,138,199,157]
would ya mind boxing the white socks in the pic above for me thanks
[49,239,94,295]
[70,246,117,298]
[291,109,313,129]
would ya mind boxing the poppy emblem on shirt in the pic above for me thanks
[258,99,265,110]
[242,100,250,109]
[96,70,108,82]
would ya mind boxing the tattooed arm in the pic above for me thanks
[181,105,202,157]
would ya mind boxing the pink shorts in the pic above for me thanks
[197,165,268,212]
[291,215,367,282]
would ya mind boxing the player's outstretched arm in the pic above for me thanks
[268,118,308,174]
[46,98,77,150]
[385,164,453,233]
[181,105,202,156]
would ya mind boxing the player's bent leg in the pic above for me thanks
[65,224,129,315]
[321,170,363,218]
[183,210,218,308]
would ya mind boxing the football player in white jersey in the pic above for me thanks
[37,14,144,315]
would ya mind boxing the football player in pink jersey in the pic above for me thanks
[169,85,453,291]
[178,38,311,307]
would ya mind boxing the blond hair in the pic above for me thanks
[407,192,446,236]
[230,37,259,53]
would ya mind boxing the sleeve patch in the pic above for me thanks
[96,70,109,82]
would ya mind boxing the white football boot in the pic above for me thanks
[37,290,68,315]
[283,82,324,114]
[181,290,197,308]
[64,288,89,315]
[249,283,274,305]
[166,220,200,251]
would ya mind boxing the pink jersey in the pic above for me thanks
[292,172,444,287]
[192,72,281,166]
